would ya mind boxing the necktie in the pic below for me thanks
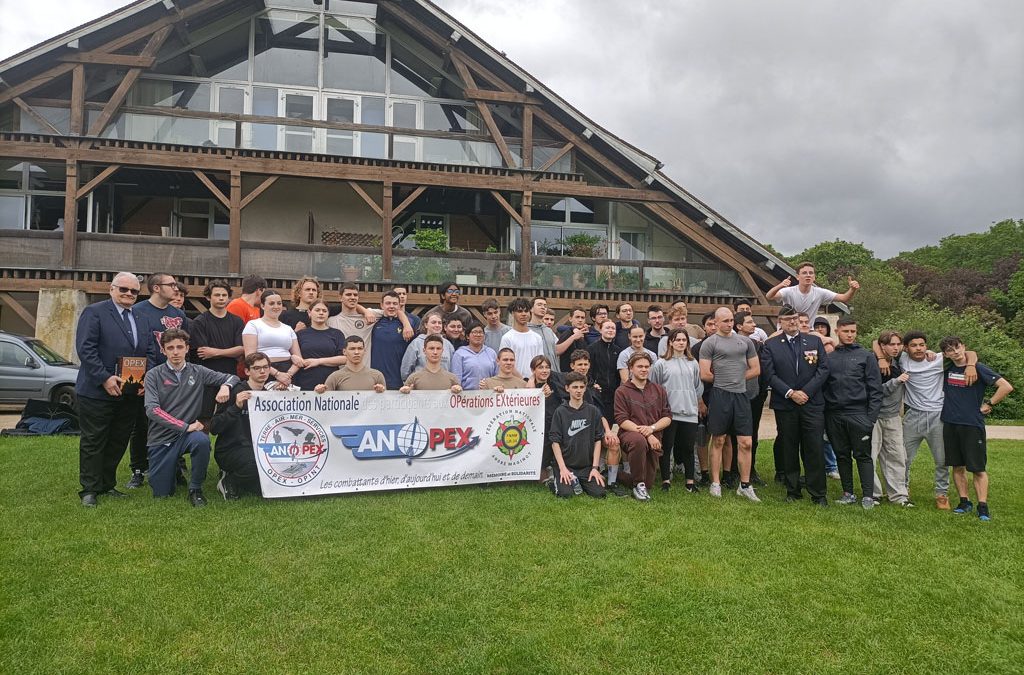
[790,336,800,374]
[122,309,136,348]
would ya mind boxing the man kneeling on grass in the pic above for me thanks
[209,351,272,500]
[548,372,607,499]
[939,336,1013,522]
[614,352,671,501]
[144,328,238,506]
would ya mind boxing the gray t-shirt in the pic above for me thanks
[777,285,837,323]
[699,332,756,393]
[899,352,944,412]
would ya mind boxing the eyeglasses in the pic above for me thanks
[114,286,140,295]
[445,288,461,294]
[155,282,178,290]
[249,365,271,371]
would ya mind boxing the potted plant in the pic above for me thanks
[563,232,606,258]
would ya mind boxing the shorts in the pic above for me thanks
[707,388,753,437]
[942,423,987,473]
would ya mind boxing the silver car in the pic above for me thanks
[0,331,79,409]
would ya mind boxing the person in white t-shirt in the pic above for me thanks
[766,261,859,323]
[499,297,543,378]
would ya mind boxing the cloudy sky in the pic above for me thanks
[2,0,1021,257]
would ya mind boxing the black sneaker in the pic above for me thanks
[189,489,207,507]
[684,483,699,494]
[661,481,671,492]
[722,471,738,489]
[697,474,711,487]
[978,503,991,521]
[216,472,240,501]
[609,482,628,497]
[104,488,130,498]
[751,471,767,487]
[125,470,145,489]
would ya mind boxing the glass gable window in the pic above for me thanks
[154,22,250,80]
[390,39,461,99]
[131,80,211,111]
[254,11,319,87]
[323,15,386,93]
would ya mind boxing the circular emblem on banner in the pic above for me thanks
[485,411,538,467]
[256,414,329,487]
[397,419,429,459]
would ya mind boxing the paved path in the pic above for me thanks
[3,408,1024,440]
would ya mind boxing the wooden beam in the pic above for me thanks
[239,175,279,210]
[69,65,85,136]
[86,26,173,137]
[61,160,78,267]
[348,182,383,219]
[228,170,241,274]
[192,170,230,208]
[0,65,77,106]
[534,142,573,174]
[521,106,533,171]
[393,186,426,218]
[464,89,542,105]
[188,298,207,313]
[382,181,394,281]
[450,53,516,169]
[0,292,36,330]
[76,164,120,199]
[12,98,61,135]
[490,191,524,227]
[520,191,533,285]
[59,53,156,68]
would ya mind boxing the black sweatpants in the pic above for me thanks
[826,413,875,498]
[661,420,698,482]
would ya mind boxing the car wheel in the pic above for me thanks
[51,385,77,411]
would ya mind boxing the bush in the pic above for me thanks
[865,304,1024,420]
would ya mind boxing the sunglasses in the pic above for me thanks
[445,288,461,294]
[114,286,140,295]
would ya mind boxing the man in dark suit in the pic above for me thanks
[761,305,831,505]
[76,272,156,507]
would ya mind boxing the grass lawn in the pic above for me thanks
[2,436,1022,674]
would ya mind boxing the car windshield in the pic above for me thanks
[26,339,74,366]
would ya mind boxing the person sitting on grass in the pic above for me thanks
[144,328,238,506]
[548,372,607,499]
[567,349,622,488]
[400,335,462,394]
[210,351,272,500]
[939,336,1014,522]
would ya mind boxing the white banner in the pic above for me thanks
[247,389,545,498]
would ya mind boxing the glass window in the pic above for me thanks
[26,163,66,192]
[323,15,386,92]
[391,39,449,98]
[423,103,480,133]
[328,1,377,17]
[28,194,65,231]
[254,12,320,87]
[0,195,26,229]
[618,231,646,261]
[327,98,355,124]
[16,106,70,135]
[0,160,24,190]
[392,102,416,128]
[132,80,211,111]
[193,22,251,80]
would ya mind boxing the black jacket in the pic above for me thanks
[587,339,622,402]
[761,332,829,411]
[823,342,883,423]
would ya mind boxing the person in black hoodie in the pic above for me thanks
[209,351,272,499]
[823,317,882,509]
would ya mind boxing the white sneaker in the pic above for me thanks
[632,482,651,501]
[709,482,722,497]
[736,484,761,503]
[827,471,841,480]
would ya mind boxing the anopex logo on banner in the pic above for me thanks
[247,389,545,498]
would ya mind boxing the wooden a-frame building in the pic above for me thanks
[0,0,793,337]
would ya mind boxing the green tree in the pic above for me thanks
[894,219,1024,271]
[790,239,879,282]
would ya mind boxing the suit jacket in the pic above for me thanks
[761,332,829,411]
[75,299,157,400]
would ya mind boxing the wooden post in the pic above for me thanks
[69,65,84,136]
[522,106,533,171]
[229,170,241,274]
[382,181,393,281]
[61,160,78,267]
[520,191,532,285]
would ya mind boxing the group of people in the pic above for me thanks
[74,263,1012,520]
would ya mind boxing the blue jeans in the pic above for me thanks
[823,439,838,473]
[148,431,210,497]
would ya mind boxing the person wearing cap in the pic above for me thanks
[760,305,831,505]
[813,317,838,353]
